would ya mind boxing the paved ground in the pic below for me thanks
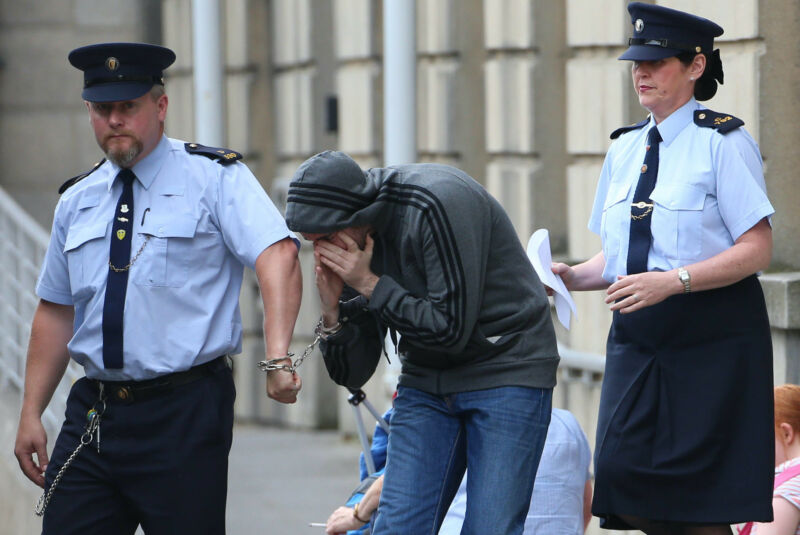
[227,424,363,535]
[3,419,614,535]
[1,384,363,535]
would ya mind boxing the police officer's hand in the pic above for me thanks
[14,413,49,488]
[549,262,576,295]
[316,233,379,299]
[266,366,302,404]
[605,270,682,314]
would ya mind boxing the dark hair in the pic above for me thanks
[676,50,723,101]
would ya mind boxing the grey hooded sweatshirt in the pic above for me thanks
[286,151,559,395]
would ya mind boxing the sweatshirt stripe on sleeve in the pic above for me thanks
[375,182,466,347]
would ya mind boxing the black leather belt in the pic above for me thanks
[98,356,229,403]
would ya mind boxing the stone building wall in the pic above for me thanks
[0,0,160,227]
[2,0,800,431]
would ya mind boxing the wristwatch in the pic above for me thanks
[678,267,691,293]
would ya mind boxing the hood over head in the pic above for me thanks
[285,151,388,234]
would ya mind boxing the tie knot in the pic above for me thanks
[117,168,136,186]
[648,126,662,144]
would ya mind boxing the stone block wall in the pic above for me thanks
[2,6,800,532]
[3,0,800,438]
[564,1,629,356]
[0,0,159,226]
[483,0,567,248]
[758,0,800,273]
[416,0,481,173]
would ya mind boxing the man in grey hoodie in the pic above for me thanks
[285,151,559,535]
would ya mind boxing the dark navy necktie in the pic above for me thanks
[626,126,662,275]
[103,168,135,369]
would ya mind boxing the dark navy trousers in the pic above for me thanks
[42,366,235,535]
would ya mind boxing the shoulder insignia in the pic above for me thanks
[610,118,649,140]
[693,110,744,134]
[184,142,242,164]
[59,159,106,194]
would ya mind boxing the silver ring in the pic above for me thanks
[632,294,639,302]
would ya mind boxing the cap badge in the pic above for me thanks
[634,19,644,32]
[105,57,120,72]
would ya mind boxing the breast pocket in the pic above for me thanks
[133,217,199,287]
[601,182,632,265]
[650,183,706,260]
[64,221,108,300]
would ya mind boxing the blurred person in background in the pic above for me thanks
[738,385,800,535]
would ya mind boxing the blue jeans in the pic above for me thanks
[371,385,552,535]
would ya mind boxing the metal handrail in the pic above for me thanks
[557,342,606,373]
[0,188,50,246]
[0,186,83,434]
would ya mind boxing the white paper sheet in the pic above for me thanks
[526,229,577,330]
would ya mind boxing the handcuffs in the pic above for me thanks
[257,317,343,374]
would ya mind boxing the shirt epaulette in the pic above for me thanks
[184,143,243,164]
[59,159,106,194]
[610,118,649,140]
[693,109,743,134]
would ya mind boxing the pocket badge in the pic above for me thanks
[116,229,126,240]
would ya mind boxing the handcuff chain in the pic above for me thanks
[35,386,106,517]
[288,334,322,371]
[257,334,321,374]
[256,317,343,374]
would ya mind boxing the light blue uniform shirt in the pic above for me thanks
[36,135,299,381]
[589,98,774,283]
[439,408,591,535]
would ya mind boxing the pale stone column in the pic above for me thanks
[482,0,567,248]
[332,0,395,434]
[564,0,628,360]
[757,0,800,382]
[0,0,153,228]
[163,0,195,142]
[417,0,460,168]
[251,0,341,428]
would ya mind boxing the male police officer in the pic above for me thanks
[14,42,302,534]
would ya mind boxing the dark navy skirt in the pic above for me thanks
[592,275,774,528]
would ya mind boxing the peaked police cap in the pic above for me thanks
[68,42,176,103]
[619,2,723,61]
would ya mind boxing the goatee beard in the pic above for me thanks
[106,141,143,168]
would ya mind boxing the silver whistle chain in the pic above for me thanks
[35,384,107,517]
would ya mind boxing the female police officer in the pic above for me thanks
[552,3,775,534]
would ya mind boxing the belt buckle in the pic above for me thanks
[115,386,133,402]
